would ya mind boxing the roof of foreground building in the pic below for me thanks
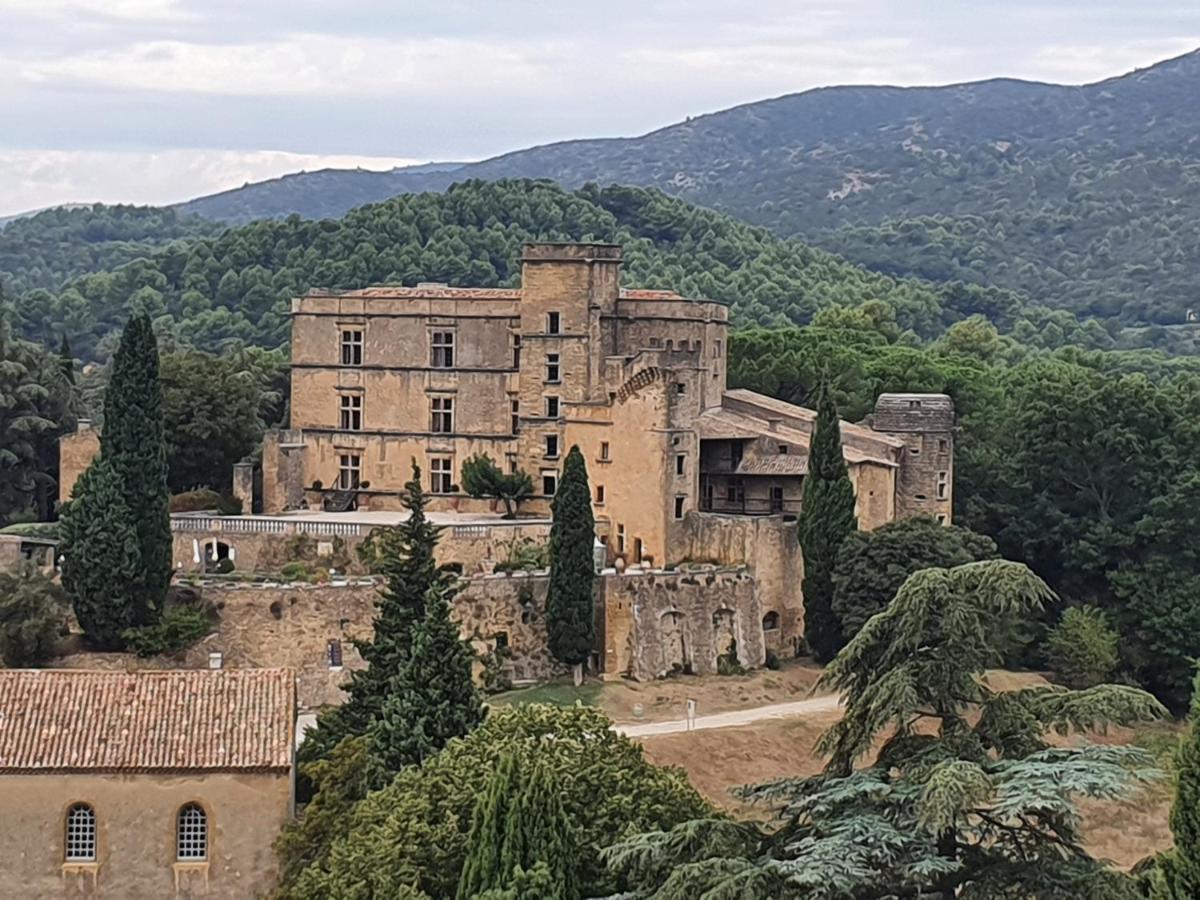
[0,668,295,774]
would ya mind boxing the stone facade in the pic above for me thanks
[58,420,100,505]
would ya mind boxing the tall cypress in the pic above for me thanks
[546,445,595,686]
[102,313,170,625]
[1161,671,1200,897]
[799,380,858,663]
[370,583,484,777]
[302,461,453,763]
[59,457,142,649]
[457,753,521,899]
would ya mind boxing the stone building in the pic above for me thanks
[0,668,295,899]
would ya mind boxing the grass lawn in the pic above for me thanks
[488,679,604,709]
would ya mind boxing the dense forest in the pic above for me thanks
[0,180,1149,363]
[174,50,1200,331]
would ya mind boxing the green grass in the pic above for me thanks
[488,679,604,709]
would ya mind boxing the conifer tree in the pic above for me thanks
[457,753,521,900]
[499,759,578,900]
[58,334,75,384]
[301,461,453,762]
[101,313,170,626]
[370,583,483,777]
[546,445,595,686]
[1160,671,1200,898]
[798,380,857,663]
[58,457,142,648]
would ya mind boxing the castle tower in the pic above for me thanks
[514,243,622,493]
[869,393,955,524]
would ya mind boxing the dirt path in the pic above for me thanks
[616,692,841,737]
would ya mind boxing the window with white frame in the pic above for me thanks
[340,329,363,366]
[937,471,949,499]
[430,396,454,433]
[430,457,454,494]
[545,353,560,383]
[616,524,626,554]
[431,331,455,368]
[544,433,559,459]
[541,469,557,497]
[544,396,560,418]
[65,803,96,862]
[599,441,610,461]
[339,394,362,431]
[176,803,207,861]
[338,454,361,490]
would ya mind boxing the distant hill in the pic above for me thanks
[0,203,90,230]
[174,50,1200,326]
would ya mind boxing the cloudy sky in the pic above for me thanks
[2,0,1198,216]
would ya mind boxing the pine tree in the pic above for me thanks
[798,380,857,663]
[1160,671,1200,898]
[301,461,454,763]
[370,583,483,777]
[58,457,142,649]
[101,313,170,626]
[546,445,595,685]
[457,753,521,900]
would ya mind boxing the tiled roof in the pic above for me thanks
[737,456,809,476]
[0,669,294,773]
[696,405,899,467]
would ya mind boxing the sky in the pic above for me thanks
[1,0,1198,217]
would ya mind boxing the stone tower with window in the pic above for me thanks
[867,393,955,524]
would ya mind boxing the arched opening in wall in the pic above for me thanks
[762,610,782,652]
[712,608,737,664]
[659,611,690,675]
[202,539,234,571]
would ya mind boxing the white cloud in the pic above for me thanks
[1028,38,1200,82]
[0,149,429,217]
[0,0,183,21]
[22,33,559,97]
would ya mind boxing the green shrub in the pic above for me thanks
[764,649,782,670]
[122,605,212,657]
[281,561,312,582]
[169,489,223,512]
[717,639,745,676]
[0,569,67,666]
[494,537,550,573]
[1046,605,1120,689]
[286,531,316,562]
[480,644,514,694]
[213,557,235,574]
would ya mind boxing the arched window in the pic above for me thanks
[176,803,208,861]
[762,611,781,632]
[65,803,96,862]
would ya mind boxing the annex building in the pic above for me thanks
[0,668,295,899]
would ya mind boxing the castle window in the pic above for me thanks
[511,399,520,434]
[674,496,686,519]
[176,803,208,861]
[595,484,605,504]
[665,339,674,351]
[545,396,560,418]
[674,382,686,395]
[338,394,362,431]
[616,524,626,554]
[546,311,561,335]
[494,631,509,650]
[65,803,96,862]
[511,333,522,369]
[544,434,559,459]
[327,639,343,669]
[545,353,561,384]
[649,336,661,348]
[908,399,922,409]
[713,340,722,358]
[937,471,949,499]
[762,611,780,632]
[541,469,557,497]
[600,441,610,461]
[910,446,921,455]
[431,396,454,433]
[675,454,686,476]
[340,329,363,366]
[915,494,928,501]
[634,537,643,562]
[430,331,455,368]
[430,457,453,493]
[337,454,361,490]
[936,514,947,525]
[778,444,789,455]
[939,438,949,453]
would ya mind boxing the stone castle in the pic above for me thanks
[59,241,954,682]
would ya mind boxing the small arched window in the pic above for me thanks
[176,803,208,861]
[65,803,96,862]
[762,611,781,632]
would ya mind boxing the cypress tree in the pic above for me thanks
[302,461,453,762]
[370,583,484,777]
[59,334,75,385]
[546,445,595,686]
[101,313,170,625]
[798,380,858,663]
[457,753,521,899]
[1161,671,1200,897]
[59,458,142,649]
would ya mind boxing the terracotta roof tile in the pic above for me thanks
[0,669,294,773]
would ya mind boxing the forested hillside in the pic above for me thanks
[175,50,1200,329]
[6,180,1077,362]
